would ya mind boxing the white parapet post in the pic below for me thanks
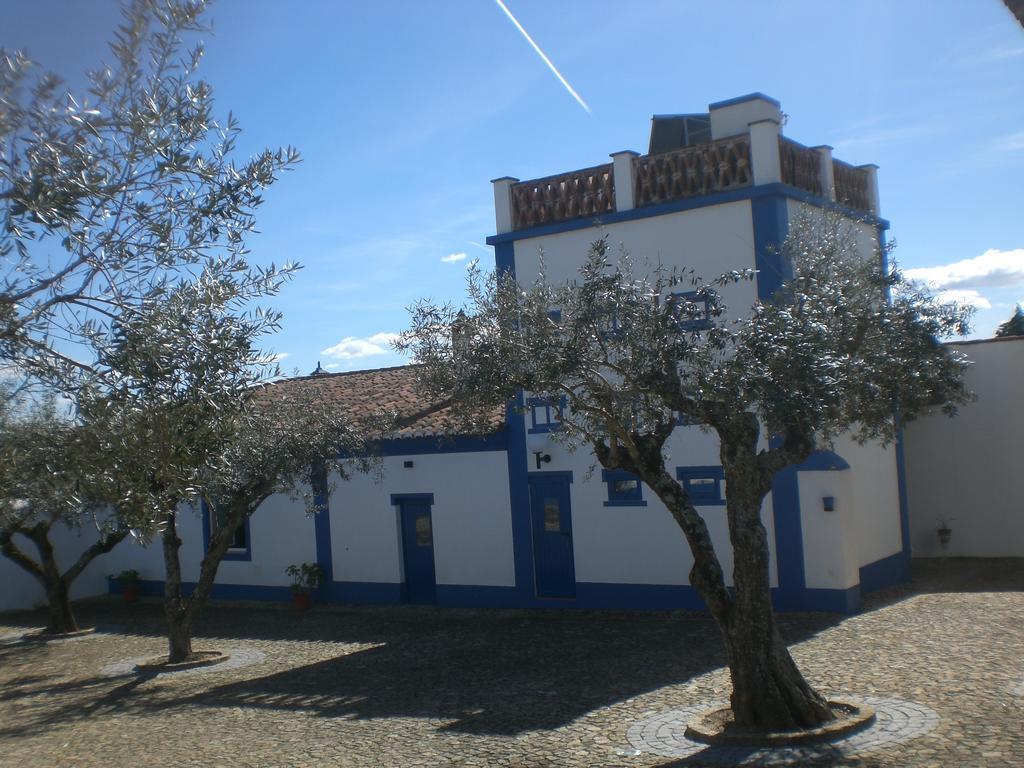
[491,176,519,235]
[609,150,638,212]
[813,145,836,201]
[858,164,880,215]
[748,118,781,186]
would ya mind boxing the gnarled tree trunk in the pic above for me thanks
[1,521,128,635]
[620,417,833,730]
[160,491,268,663]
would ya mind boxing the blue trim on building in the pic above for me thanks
[312,468,334,595]
[575,582,707,610]
[796,450,851,471]
[435,584,521,608]
[200,499,252,562]
[506,393,536,602]
[325,580,404,604]
[601,469,647,507]
[494,240,516,273]
[676,465,726,506]
[110,576,861,614]
[527,396,565,434]
[372,432,507,457]
[859,550,909,594]
[112,578,292,602]
[751,193,790,302]
[389,493,435,506]
[486,183,887,247]
[772,585,860,614]
[770,455,806,599]
[708,92,781,110]
[894,427,912,567]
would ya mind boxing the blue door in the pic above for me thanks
[398,497,436,604]
[529,474,576,598]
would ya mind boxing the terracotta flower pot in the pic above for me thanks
[293,592,311,611]
[123,585,139,604]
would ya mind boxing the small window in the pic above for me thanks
[543,498,561,532]
[676,466,725,506]
[668,291,711,331]
[602,469,647,507]
[415,514,433,548]
[528,397,565,433]
[675,411,702,427]
[203,499,252,561]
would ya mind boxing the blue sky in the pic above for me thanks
[5,1,1023,374]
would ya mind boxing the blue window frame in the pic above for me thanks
[675,411,702,426]
[601,469,647,507]
[668,291,711,331]
[528,397,565,433]
[201,499,252,561]
[676,466,725,506]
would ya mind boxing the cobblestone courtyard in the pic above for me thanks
[1,559,1021,767]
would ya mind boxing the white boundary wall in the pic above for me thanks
[0,524,112,612]
[905,337,1024,557]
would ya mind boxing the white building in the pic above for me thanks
[2,94,914,615]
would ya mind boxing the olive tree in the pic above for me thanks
[399,212,971,729]
[0,0,298,389]
[0,395,132,634]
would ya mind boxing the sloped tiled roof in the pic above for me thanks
[266,365,504,439]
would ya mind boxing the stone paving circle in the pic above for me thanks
[626,696,941,763]
[101,646,265,679]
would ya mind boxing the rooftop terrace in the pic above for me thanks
[492,94,879,236]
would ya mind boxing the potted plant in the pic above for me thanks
[115,569,141,604]
[286,562,325,610]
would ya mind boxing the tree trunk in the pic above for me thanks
[2,521,129,635]
[716,414,833,729]
[620,418,834,730]
[44,578,79,635]
[161,509,194,663]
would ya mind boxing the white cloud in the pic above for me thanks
[904,248,1024,291]
[271,352,291,363]
[321,332,400,360]
[441,252,468,263]
[935,289,992,311]
[992,131,1024,155]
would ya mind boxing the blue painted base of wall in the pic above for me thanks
[859,550,910,594]
[325,581,403,604]
[772,585,860,614]
[109,578,294,603]
[109,568,901,616]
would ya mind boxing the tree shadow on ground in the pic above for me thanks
[0,607,840,738]
[3,558,1015,740]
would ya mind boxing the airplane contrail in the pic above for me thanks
[493,0,592,115]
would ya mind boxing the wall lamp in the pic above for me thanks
[526,432,552,470]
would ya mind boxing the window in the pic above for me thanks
[601,469,647,507]
[202,499,252,561]
[667,291,711,331]
[528,397,565,433]
[675,411,702,427]
[676,466,726,506]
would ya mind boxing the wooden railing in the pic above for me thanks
[833,159,871,212]
[510,164,615,231]
[778,137,822,197]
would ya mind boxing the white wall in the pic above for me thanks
[331,450,515,587]
[512,201,760,323]
[905,337,1024,557]
[103,495,318,588]
[0,523,113,613]
[533,426,779,588]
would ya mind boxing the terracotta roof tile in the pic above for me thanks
[262,365,504,439]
